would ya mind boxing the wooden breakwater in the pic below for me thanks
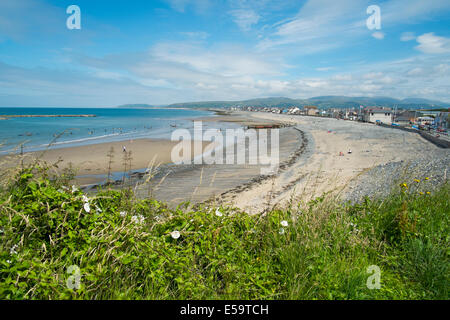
[0,114,96,119]
[246,123,290,129]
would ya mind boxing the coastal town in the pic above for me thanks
[228,104,450,146]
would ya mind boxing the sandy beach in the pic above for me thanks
[1,110,448,212]
[221,111,448,213]
[0,139,216,185]
[131,111,447,211]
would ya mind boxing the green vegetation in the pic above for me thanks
[0,164,448,300]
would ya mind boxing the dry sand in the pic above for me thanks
[221,111,441,213]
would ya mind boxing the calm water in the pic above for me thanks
[0,108,227,153]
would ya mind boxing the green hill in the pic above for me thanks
[164,96,450,110]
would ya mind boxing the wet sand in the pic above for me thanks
[132,126,305,207]
[1,139,216,185]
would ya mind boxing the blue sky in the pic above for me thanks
[0,0,450,107]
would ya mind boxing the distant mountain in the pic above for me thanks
[167,97,299,109]
[165,96,450,110]
[399,98,447,106]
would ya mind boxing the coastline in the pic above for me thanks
[226,111,449,213]
[0,114,96,118]
[0,138,217,186]
[0,107,218,155]
[1,110,448,212]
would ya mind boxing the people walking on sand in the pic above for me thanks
[122,145,126,153]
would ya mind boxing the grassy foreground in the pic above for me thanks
[0,164,448,300]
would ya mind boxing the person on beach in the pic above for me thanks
[123,146,126,153]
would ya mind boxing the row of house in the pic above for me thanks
[286,106,319,116]
[229,105,449,129]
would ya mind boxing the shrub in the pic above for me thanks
[0,165,448,299]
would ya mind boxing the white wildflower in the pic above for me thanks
[82,195,89,203]
[95,206,102,214]
[83,202,91,213]
[215,209,223,217]
[10,244,18,255]
[6,260,11,264]
[131,215,145,224]
[171,231,181,239]
[71,185,78,193]
[280,220,289,227]
[119,211,127,217]
[279,228,285,235]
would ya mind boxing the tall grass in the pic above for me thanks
[0,162,448,299]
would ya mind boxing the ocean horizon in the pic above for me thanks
[0,107,234,154]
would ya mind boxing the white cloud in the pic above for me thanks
[316,67,334,72]
[146,42,282,78]
[2,0,450,106]
[407,67,425,76]
[272,0,366,41]
[415,33,450,54]
[372,31,385,40]
[363,72,383,79]
[434,63,450,74]
[180,31,210,39]
[255,0,372,54]
[165,0,190,12]
[2,51,450,106]
[332,74,352,81]
[400,32,416,41]
[164,0,211,13]
[381,0,450,25]
[257,0,450,53]
[229,9,260,31]
[92,70,124,80]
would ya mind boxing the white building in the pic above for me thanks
[287,107,301,115]
[363,108,393,124]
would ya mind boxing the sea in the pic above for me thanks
[0,107,235,154]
